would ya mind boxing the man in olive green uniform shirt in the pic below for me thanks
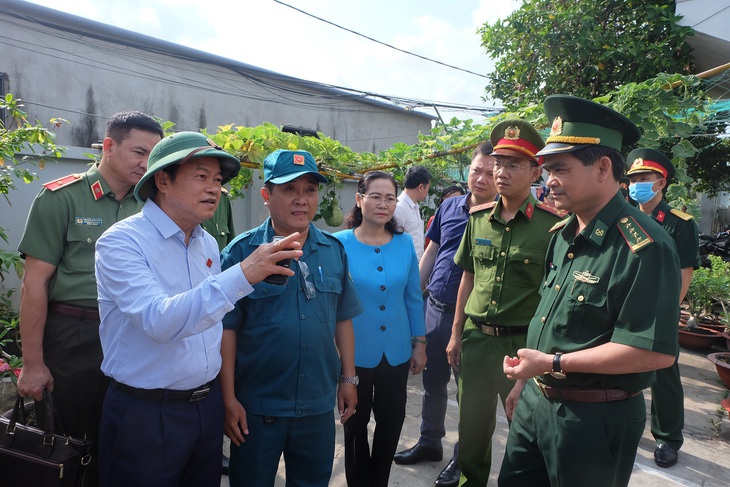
[446,120,564,486]
[626,148,700,468]
[499,96,680,487]
[17,111,163,487]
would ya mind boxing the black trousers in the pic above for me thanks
[344,355,410,487]
[43,311,108,487]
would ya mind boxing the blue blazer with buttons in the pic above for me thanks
[334,229,425,368]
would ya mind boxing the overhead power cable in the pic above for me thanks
[272,0,489,79]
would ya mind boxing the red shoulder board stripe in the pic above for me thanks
[469,201,497,215]
[43,173,82,191]
[536,201,568,217]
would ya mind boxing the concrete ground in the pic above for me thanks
[222,345,730,486]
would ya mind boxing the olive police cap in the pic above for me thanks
[490,119,546,164]
[536,95,641,156]
[263,150,327,185]
[626,148,675,181]
[135,131,241,201]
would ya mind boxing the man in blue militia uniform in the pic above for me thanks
[393,142,498,487]
[499,96,681,487]
[626,148,700,468]
[447,120,565,486]
[220,150,362,486]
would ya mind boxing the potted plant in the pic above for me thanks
[708,353,730,389]
[679,257,725,350]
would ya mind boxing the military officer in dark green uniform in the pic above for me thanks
[446,119,565,486]
[17,111,163,487]
[499,96,681,487]
[626,148,700,468]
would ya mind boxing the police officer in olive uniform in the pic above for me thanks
[627,148,700,468]
[499,96,681,487]
[17,111,163,487]
[445,120,565,486]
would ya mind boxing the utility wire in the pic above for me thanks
[272,0,489,79]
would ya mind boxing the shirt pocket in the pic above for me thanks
[507,248,545,288]
[470,245,497,283]
[245,283,287,326]
[558,280,609,339]
[66,224,104,272]
[314,274,342,322]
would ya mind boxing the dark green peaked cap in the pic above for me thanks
[536,95,641,156]
[626,148,675,182]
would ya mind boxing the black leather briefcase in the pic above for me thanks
[0,389,91,486]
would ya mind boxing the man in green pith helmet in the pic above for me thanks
[499,95,681,487]
[17,111,163,487]
[445,119,565,486]
[626,147,700,469]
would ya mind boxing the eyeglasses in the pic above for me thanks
[298,260,316,300]
[360,193,397,206]
[494,161,532,172]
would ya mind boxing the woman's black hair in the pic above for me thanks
[345,171,403,234]
[437,185,465,206]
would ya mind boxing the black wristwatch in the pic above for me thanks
[340,375,359,386]
[550,352,567,379]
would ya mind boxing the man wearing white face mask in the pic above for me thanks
[626,148,700,469]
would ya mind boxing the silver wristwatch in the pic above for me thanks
[340,375,359,386]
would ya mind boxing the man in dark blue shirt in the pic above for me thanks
[394,142,497,486]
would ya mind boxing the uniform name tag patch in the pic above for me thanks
[475,238,492,246]
[75,217,102,226]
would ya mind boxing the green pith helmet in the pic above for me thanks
[135,131,241,201]
[626,148,675,182]
[536,95,641,156]
[490,119,546,164]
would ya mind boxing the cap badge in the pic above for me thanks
[631,157,643,168]
[293,154,305,165]
[504,126,521,140]
[550,116,563,136]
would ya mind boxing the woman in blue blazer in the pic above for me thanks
[334,170,426,487]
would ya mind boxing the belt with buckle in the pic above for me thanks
[428,295,455,313]
[533,377,640,403]
[472,321,529,337]
[49,301,100,321]
[110,378,216,403]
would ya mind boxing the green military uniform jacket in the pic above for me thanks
[18,163,142,306]
[454,193,565,326]
[201,189,236,252]
[651,199,700,270]
[528,192,681,391]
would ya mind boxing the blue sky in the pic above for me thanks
[25,0,521,121]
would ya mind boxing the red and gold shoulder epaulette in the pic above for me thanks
[670,208,693,221]
[536,200,568,218]
[469,201,497,215]
[42,173,82,191]
[550,217,570,232]
[617,216,654,253]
